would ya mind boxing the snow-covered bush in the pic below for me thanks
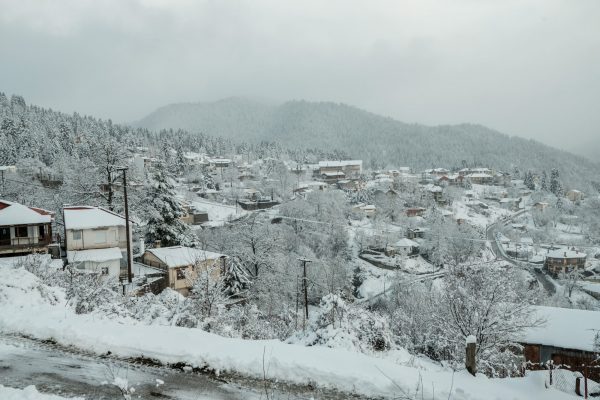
[292,293,393,353]
[18,256,123,315]
[125,288,187,325]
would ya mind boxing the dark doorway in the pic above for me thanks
[0,227,10,246]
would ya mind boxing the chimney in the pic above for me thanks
[564,252,567,258]
[154,240,161,248]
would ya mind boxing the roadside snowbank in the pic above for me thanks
[0,385,82,400]
[0,267,576,400]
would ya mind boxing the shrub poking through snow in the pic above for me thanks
[292,293,393,353]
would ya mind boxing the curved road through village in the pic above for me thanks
[485,210,556,295]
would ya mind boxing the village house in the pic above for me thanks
[336,179,358,191]
[320,171,346,184]
[520,306,600,381]
[442,173,464,186]
[425,168,450,177]
[405,207,426,217]
[132,155,161,174]
[566,189,584,202]
[406,227,426,239]
[317,160,362,178]
[385,238,419,257]
[352,203,376,218]
[293,181,328,197]
[533,201,549,211]
[208,157,232,169]
[63,206,132,277]
[141,246,228,296]
[425,184,444,204]
[179,202,209,225]
[544,247,587,275]
[499,197,522,211]
[0,199,53,257]
[0,165,17,178]
[493,171,511,186]
[467,172,494,185]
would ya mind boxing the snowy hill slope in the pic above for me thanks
[136,98,599,190]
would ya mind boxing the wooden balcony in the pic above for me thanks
[0,237,52,255]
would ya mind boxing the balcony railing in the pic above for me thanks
[0,237,52,251]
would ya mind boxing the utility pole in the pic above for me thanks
[117,167,133,284]
[295,275,299,330]
[298,257,312,330]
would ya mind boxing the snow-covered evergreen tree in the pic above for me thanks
[540,170,548,191]
[523,171,535,190]
[550,168,562,196]
[144,163,191,247]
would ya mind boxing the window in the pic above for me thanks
[101,267,109,275]
[38,225,46,239]
[72,230,82,240]
[15,226,28,238]
[176,268,186,280]
[95,230,107,244]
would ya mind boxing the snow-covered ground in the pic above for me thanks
[0,266,579,399]
[0,385,82,400]
[191,198,247,226]
[452,198,510,229]
[360,252,436,274]
[0,335,307,400]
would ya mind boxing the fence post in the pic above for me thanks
[466,335,477,376]
[584,365,588,399]
[549,361,553,386]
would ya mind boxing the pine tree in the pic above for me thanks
[144,163,192,247]
[550,168,561,196]
[556,195,564,211]
[173,145,186,176]
[540,171,548,191]
[523,171,535,191]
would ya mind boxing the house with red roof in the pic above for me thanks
[0,199,54,256]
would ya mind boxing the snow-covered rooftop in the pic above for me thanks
[146,246,227,268]
[0,200,52,226]
[318,160,362,168]
[545,248,587,259]
[63,206,127,230]
[394,238,420,248]
[67,247,123,263]
[520,306,600,352]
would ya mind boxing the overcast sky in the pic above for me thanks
[1,0,599,157]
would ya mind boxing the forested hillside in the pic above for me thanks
[0,92,345,214]
[137,98,599,191]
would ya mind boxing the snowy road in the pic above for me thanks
[485,212,556,295]
[0,335,346,400]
